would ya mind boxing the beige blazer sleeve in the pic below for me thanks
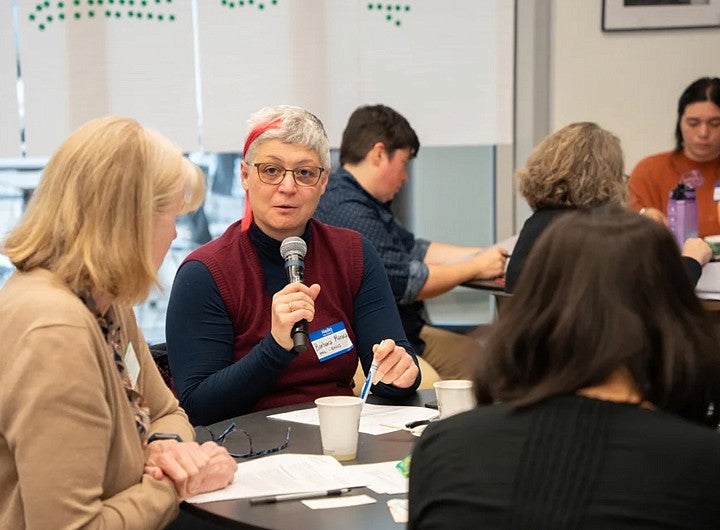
[2,314,180,529]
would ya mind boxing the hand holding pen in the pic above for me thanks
[365,339,419,391]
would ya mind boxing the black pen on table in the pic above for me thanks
[249,487,360,505]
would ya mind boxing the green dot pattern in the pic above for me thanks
[218,0,270,10]
[29,0,385,31]
[29,0,178,30]
[367,2,410,27]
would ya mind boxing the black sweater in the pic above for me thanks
[505,208,702,293]
[409,395,720,529]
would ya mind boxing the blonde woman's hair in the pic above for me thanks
[517,122,625,210]
[3,116,205,305]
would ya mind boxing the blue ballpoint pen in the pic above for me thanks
[359,361,378,403]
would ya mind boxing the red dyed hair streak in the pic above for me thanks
[240,116,282,231]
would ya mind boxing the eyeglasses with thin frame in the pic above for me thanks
[253,162,325,187]
[197,422,291,459]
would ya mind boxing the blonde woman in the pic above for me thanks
[0,116,236,529]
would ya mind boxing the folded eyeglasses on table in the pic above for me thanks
[197,422,291,459]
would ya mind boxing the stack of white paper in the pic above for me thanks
[186,454,409,504]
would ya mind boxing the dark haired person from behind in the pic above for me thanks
[628,77,720,236]
[409,206,720,530]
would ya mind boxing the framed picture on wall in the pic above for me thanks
[602,0,720,31]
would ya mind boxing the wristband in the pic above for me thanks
[147,432,182,444]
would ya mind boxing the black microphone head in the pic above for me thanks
[280,236,307,260]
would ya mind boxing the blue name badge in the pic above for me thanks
[308,322,354,362]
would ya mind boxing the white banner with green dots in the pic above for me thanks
[2,0,513,156]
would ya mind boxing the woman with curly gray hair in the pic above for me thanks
[505,122,710,292]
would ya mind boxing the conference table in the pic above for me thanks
[467,231,720,307]
[465,261,720,311]
[180,390,434,529]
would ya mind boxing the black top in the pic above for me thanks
[505,208,702,293]
[409,395,720,530]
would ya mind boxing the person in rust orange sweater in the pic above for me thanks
[628,77,720,237]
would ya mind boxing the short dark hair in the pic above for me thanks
[339,104,420,166]
[675,77,720,152]
[475,205,720,428]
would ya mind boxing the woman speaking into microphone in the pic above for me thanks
[166,106,420,425]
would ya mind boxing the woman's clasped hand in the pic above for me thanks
[144,439,237,501]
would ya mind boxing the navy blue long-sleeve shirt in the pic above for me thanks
[166,223,420,425]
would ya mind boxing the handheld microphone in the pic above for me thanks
[279,236,309,353]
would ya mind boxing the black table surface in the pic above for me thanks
[180,390,434,530]
[462,277,509,293]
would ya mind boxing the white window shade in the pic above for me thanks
[197,1,302,152]
[200,0,514,150]
[322,1,515,147]
[104,4,197,151]
[17,1,197,156]
[13,0,514,156]
[0,2,20,157]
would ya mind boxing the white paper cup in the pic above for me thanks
[433,380,476,419]
[314,396,363,461]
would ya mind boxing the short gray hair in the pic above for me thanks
[243,105,331,170]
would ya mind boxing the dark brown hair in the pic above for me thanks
[675,77,720,152]
[339,104,419,166]
[476,205,720,427]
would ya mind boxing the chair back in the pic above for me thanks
[148,342,176,395]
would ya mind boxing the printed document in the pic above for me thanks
[268,404,437,435]
[186,454,408,504]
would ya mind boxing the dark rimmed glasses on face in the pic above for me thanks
[253,163,325,187]
[198,422,291,459]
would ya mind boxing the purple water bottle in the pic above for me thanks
[667,183,698,248]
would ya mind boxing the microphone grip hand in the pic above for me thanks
[291,320,309,353]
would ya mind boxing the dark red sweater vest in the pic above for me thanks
[187,219,364,410]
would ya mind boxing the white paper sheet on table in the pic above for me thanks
[185,454,408,504]
[185,454,359,504]
[696,261,720,299]
[343,461,408,494]
[387,498,409,523]
[268,404,438,435]
[302,494,377,510]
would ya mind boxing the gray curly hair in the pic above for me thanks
[518,122,626,210]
